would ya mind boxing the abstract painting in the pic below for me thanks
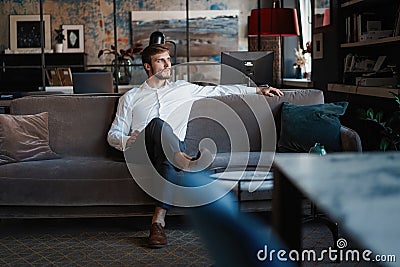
[131,10,239,59]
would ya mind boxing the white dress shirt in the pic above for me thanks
[107,80,257,151]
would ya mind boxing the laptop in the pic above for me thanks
[72,72,114,94]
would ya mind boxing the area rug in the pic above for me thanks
[0,217,213,267]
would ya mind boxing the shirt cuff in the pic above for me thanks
[244,86,257,94]
[122,136,130,151]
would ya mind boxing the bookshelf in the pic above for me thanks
[327,83,399,98]
[337,0,400,89]
[341,0,364,8]
[318,0,400,151]
[0,53,86,92]
[340,36,400,48]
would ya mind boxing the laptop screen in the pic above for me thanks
[72,72,114,94]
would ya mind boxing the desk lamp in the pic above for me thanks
[248,0,300,85]
[149,31,177,65]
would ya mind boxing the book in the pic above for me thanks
[46,68,73,86]
[359,30,393,41]
[366,21,381,32]
[57,68,73,86]
[344,53,353,72]
[344,54,376,73]
[46,68,62,86]
[357,12,377,41]
[393,3,400,36]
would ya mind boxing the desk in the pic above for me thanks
[44,85,135,94]
[282,78,314,88]
[0,99,11,113]
[1,86,135,114]
[273,152,400,266]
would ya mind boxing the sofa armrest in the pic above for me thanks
[340,126,362,152]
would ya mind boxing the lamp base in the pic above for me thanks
[248,36,282,86]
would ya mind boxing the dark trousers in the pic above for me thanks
[143,121,291,266]
[144,118,186,209]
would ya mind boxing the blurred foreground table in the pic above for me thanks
[273,152,400,266]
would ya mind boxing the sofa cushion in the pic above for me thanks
[278,102,349,153]
[0,157,153,206]
[0,112,60,165]
[10,95,120,157]
[185,89,324,156]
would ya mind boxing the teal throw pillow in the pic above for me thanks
[278,101,348,153]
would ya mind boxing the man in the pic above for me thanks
[107,44,283,248]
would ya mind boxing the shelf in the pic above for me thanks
[340,0,392,8]
[44,85,135,94]
[341,36,400,48]
[341,0,364,8]
[328,83,399,98]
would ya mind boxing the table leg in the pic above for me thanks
[272,169,302,252]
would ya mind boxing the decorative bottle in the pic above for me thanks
[309,143,327,156]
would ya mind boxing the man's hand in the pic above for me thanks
[126,130,140,146]
[256,86,284,97]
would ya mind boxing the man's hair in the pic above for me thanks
[141,44,170,66]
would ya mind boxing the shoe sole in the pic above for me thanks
[147,243,167,249]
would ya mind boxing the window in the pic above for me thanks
[299,0,312,75]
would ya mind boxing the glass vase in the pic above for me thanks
[112,58,133,85]
[295,65,303,79]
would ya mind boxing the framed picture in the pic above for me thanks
[313,33,323,59]
[314,0,330,28]
[9,15,51,52]
[62,25,84,53]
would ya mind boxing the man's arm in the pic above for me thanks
[107,95,135,151]
[188,81,283,97]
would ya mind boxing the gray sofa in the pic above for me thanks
[0,89,361,218]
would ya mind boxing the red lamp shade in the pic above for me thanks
[323,8,330,26]
[248,8,300,37]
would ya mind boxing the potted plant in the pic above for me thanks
[293,43,309,79]
[359,91,400,151]
[54,25,65,53]
[98,43,143,84]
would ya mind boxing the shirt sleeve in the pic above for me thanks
[189,83,257,98]
[107,94,133,151]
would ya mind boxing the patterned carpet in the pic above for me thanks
[0,214,380,267]
[0,216,212,267]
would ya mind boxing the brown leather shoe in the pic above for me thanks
[148,223,167,248]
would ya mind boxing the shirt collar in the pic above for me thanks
[140,79,172,90]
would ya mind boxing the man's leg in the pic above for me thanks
[144,118,186,248]
[143,118,214,247]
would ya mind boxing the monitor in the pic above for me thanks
[220,51,274,86]
[72,72,114,94]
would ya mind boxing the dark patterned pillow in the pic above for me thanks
[278,102,348,153]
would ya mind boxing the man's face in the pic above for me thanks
[148,51,171,80]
